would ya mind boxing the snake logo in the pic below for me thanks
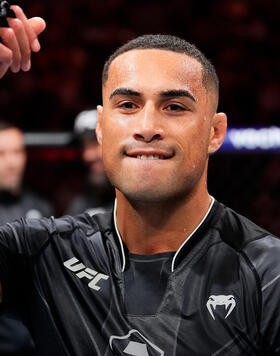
[206,295,236,320]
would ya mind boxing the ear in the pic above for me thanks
[208,112,227,154]
[96,105,103,145]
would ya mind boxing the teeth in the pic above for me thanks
[136,155,162,160]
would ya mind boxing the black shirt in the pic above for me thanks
[124,251,175,315]
[0,200,279,355]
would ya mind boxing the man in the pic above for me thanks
[0,120,54,355]
[0,121,53,224]
[66,109,114,216]
[0,5,279,356]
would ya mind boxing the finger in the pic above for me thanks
[11,5,46,52]
[0,42,12,78]
[0,27,21,72]
[0,41,12,66]
[8,18,31,71]
[28,17,46,37]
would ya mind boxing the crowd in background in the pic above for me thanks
[0,0,279,234]
[1,0,280,129]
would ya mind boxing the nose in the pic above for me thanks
[133,103,165,142]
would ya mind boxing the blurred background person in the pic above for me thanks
[0,120,54,355]
[0,120,53,225]
[66,109,114,215]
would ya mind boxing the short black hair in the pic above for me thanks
[102,34,219,94]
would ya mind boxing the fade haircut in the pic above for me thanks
[102,34,219,94]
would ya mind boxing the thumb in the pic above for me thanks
[27,17,46,36]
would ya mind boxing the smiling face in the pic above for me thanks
[97,49,226,203]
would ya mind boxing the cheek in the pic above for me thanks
[101,139,114,169]
[14,157,25,172]
[101,114,130,154]
[179,126,209,166]
[103,113,124,137]
[101,123,121,172]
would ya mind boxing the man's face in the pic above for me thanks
[0,128,26,193]
[97,49,222,202]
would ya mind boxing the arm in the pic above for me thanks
[260,245,280,355]
[244,235,280,354]
[0,4,45,78]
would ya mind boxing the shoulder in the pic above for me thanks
[0,211,114,260]
[52,210,114,237]
[242,234,280,292]
[0,212,110,255]
[214,201,280,286]
[213,202,276,249]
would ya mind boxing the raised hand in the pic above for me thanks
[0,3,46,78]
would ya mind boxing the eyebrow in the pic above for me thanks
[160,90,196,103]
[109,88,196,103]
[109,88,141,100]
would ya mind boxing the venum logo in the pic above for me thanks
[206,295,236,320]
[110,329,164,355]
[63,257,109,291]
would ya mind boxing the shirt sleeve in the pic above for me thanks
[261,272,280,355]
[244,235,280,354]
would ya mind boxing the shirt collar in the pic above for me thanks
[113,196,216,272]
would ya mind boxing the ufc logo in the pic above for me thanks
[64,257,109,291]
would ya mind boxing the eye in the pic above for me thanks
[165,103,188,112]
[118,102,137,110]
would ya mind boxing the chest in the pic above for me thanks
[30,241,260,356]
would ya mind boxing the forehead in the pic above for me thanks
[0,128,24,150]
[105,49,204,95]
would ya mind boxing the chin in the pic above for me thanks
[110,170,201,203]
[125,192,164,203]
[118,185,186,203]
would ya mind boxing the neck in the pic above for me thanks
[115,186,213,255]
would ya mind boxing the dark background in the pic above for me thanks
[1,0,279,234]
